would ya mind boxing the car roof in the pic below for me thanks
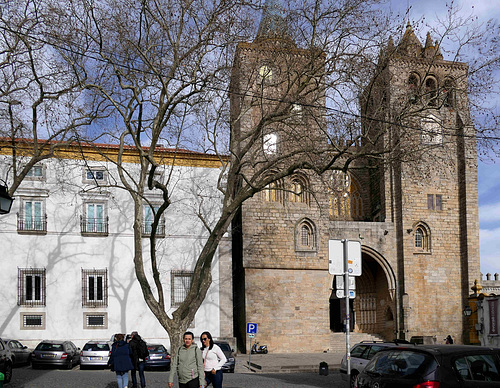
[375,344,500,356]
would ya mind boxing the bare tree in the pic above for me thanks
[0,0,103,194]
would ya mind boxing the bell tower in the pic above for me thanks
[363,23,480,341]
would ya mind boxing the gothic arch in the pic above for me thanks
[261,171,285,204]
[329,171,364,221]
[412,221,431,251]
[425,76,438,106]
[294,217,317,252]
[289,172,310,205]
[443,77,456,107]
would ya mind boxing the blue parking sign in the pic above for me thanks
[246,322,257,334]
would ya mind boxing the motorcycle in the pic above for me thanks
[251,342,268,354]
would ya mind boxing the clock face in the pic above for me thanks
[421,116,443,145]
[258,65,273,81]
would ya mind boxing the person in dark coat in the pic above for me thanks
[109,333,134,388]
[129,331,147,388]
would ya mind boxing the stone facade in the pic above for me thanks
[231,15,480,353]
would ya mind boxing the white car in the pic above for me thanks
[80,341,112,369]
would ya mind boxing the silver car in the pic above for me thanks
[340,341,408,388]
[80,341,112,368]
[31,340,80,369]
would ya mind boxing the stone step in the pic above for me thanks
[328,332,385,352]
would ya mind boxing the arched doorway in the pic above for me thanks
[329,246,397,340]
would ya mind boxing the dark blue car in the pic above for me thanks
[144,344,170,371]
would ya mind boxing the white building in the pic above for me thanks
[0,142,233,350]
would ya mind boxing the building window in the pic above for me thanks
[263,133,277,155]
[425,77,437,106]
[18,268,46,307]
[81,202,108,235]
[17,199,47,233]
[83,168,107,184]
[20,312,46,330]
[427,194,443,211]
[171,271,193,307]
[289,174,309,205]
[25,165,45,180]
[82,269,108,307]
[443,78,455,108]
[413,222,431,252]
[329,171,364,220]
[262,179,284,203]
[295,219,317,252]
[83,312,108,329]
[142,204,165,237]
[408,73,420,104]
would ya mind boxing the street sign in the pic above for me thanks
[248,334,255,338]
[336,289,356,299]
[328,240,344,275]
[335,275,356,290]
[347,240,362,276]
[328,240,362,276]
[247,322,257,334]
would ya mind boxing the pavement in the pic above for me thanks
[237,351,345,374]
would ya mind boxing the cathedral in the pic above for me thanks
[230,2,480,353]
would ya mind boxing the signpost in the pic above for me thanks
[247,323,257,367]
[328,239,362,384]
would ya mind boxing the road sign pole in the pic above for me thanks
[249,336,252,367]
[344,239,351,382]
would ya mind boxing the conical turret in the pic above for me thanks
[254,0,295,46]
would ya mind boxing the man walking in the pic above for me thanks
[129,331,149,388]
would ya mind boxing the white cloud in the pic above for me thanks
[480,227,500,275]
[479,202,500,223]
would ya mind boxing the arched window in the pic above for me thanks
[413,222,431,251]
[329,171,364,220]
[262,177,284,204]
[408,73,420,104]
[295,219,317,252]
[425,77,437,106]
[443,78,455,108]
[289,173,309,205]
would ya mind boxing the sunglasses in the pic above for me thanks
[201,337,209,341]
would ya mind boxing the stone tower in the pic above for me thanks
[363,23,481,342]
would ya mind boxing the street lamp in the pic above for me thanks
[0,181,14,214]
[463,305,473,317]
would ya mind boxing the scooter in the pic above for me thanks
[251,342,268,354]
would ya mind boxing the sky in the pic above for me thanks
[389,0,500,278]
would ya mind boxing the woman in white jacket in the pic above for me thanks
[200,331,227,388]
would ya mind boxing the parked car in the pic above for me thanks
[2,339,32,366]
[354,344,500,388]
[340,340,410,387]
[214,341,235,373]
[0,337,13,383]
[80,341,112,369]
[31,340,81,369]
[144,344,171,371]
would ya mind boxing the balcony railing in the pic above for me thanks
[141,219,166,238]
[17,213,47,234]
[80,216,109,236]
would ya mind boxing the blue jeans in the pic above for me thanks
[131,360,146,387]
[116,371,129,388]
[205,369,223,388]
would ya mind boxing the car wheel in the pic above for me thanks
[4,362,13,383]
[350,371,359,388]
[66,359,73,370]
[32,362,39,370]
[230,368,235,373]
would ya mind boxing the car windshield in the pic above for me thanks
[83,343,110,351]
[147,345,166,353]
[217,343,231,352]
[36,343,64,351]
[366,350,433,377]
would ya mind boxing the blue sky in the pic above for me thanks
[389,0,500,277]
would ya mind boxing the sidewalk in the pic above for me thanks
[237,351,345,374]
